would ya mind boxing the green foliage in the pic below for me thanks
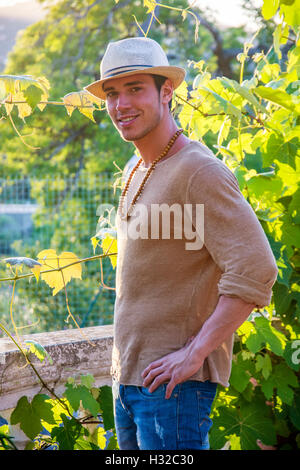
[211,399,277,450]
[174,0,300,450]
[10,394,56,440]
[3,375,117,450]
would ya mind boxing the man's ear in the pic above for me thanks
[161,78,174,106]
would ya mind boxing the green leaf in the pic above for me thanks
[276,159,300,196]
[287,45,300,75]
[259,63,281,83]
[98,385,115,431]
[255,353,272,379]
[80,374,95,389]
[275,249,293,287]
[23,85,43,111]
[201,86,243,119]
[0,74,49,96]
[262,0,280,20]
[62,90,100,122]
[243,317,287,355]
[262,133,298,169]
[230,353,254,393]
[88,426,107,449]
[261,363,298,404]
[279,0,300,28]
[64,383,100,417]
[273,282,293,315]
[210,402,277,450]
[255,316,286,356]
[10,394,55,440]
[25,340,53,364]
[106,430,119,449]
[255,86,298,112]
[280,0,295,5]
[51,414,83,450]
[220,77,269,114]
[289,394,300,430]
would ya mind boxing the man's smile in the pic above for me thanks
[117,114,140,127]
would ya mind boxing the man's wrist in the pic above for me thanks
[188,340,207,369]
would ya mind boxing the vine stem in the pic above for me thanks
[0,320,72,416]
[2,100,100,109]
[7,107,40,150]
[9,273,23,348]
[0,252,117,283]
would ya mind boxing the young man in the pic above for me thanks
[85,37,278,450]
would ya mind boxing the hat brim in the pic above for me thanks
[84,66,186,101]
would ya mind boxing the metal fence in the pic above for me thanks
[0,173,119,335]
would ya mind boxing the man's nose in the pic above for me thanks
[116,93,130,111]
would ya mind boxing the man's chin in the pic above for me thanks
[118,129,145,143]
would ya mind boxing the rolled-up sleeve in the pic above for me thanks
[187,160,278,308]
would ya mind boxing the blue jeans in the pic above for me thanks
[112,379,217,450]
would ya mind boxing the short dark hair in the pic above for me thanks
[152,74,172,110]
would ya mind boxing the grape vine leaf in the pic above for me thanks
[51,414,85,450]
[201,86,243,119]
[210,402,277,450]
[25,340,53,364]
[289,394,300,430]
[230,352,255,393]
[255,353,272,379]
[101,234,118,269]
[89,426,107,449]
[37,249,82,296]
[245,316,286,355]
[261,363,298,405]
[261,0,279,20]
[64,383,100,417]
[80,374,95,389]
[255,86,299,112]
[23,85,43,111]
[106,430,119,450]
[10,394,55,440]
[220,77,269,114]
[98,385,115,431]
[63,90,103,122]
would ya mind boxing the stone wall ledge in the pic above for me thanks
[0,324,114,412]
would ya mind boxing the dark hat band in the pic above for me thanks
[103,64,154,78]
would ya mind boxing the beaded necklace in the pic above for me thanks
[118,128,183,220]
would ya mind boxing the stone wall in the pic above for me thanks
[0,325,114,448]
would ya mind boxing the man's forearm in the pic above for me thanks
[190,294,256,365]
[142,294,256,398]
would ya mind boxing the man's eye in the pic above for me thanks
[106,91,117,98]
[131,87,141,93]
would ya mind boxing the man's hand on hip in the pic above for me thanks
[141,338,202,399]
[141,296,256,400]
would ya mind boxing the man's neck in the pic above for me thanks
[133,119,190,168]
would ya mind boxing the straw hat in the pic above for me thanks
[84,37,186,100]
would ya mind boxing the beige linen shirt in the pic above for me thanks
[111,141,278,387]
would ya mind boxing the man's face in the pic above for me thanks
[103,74,165,142]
